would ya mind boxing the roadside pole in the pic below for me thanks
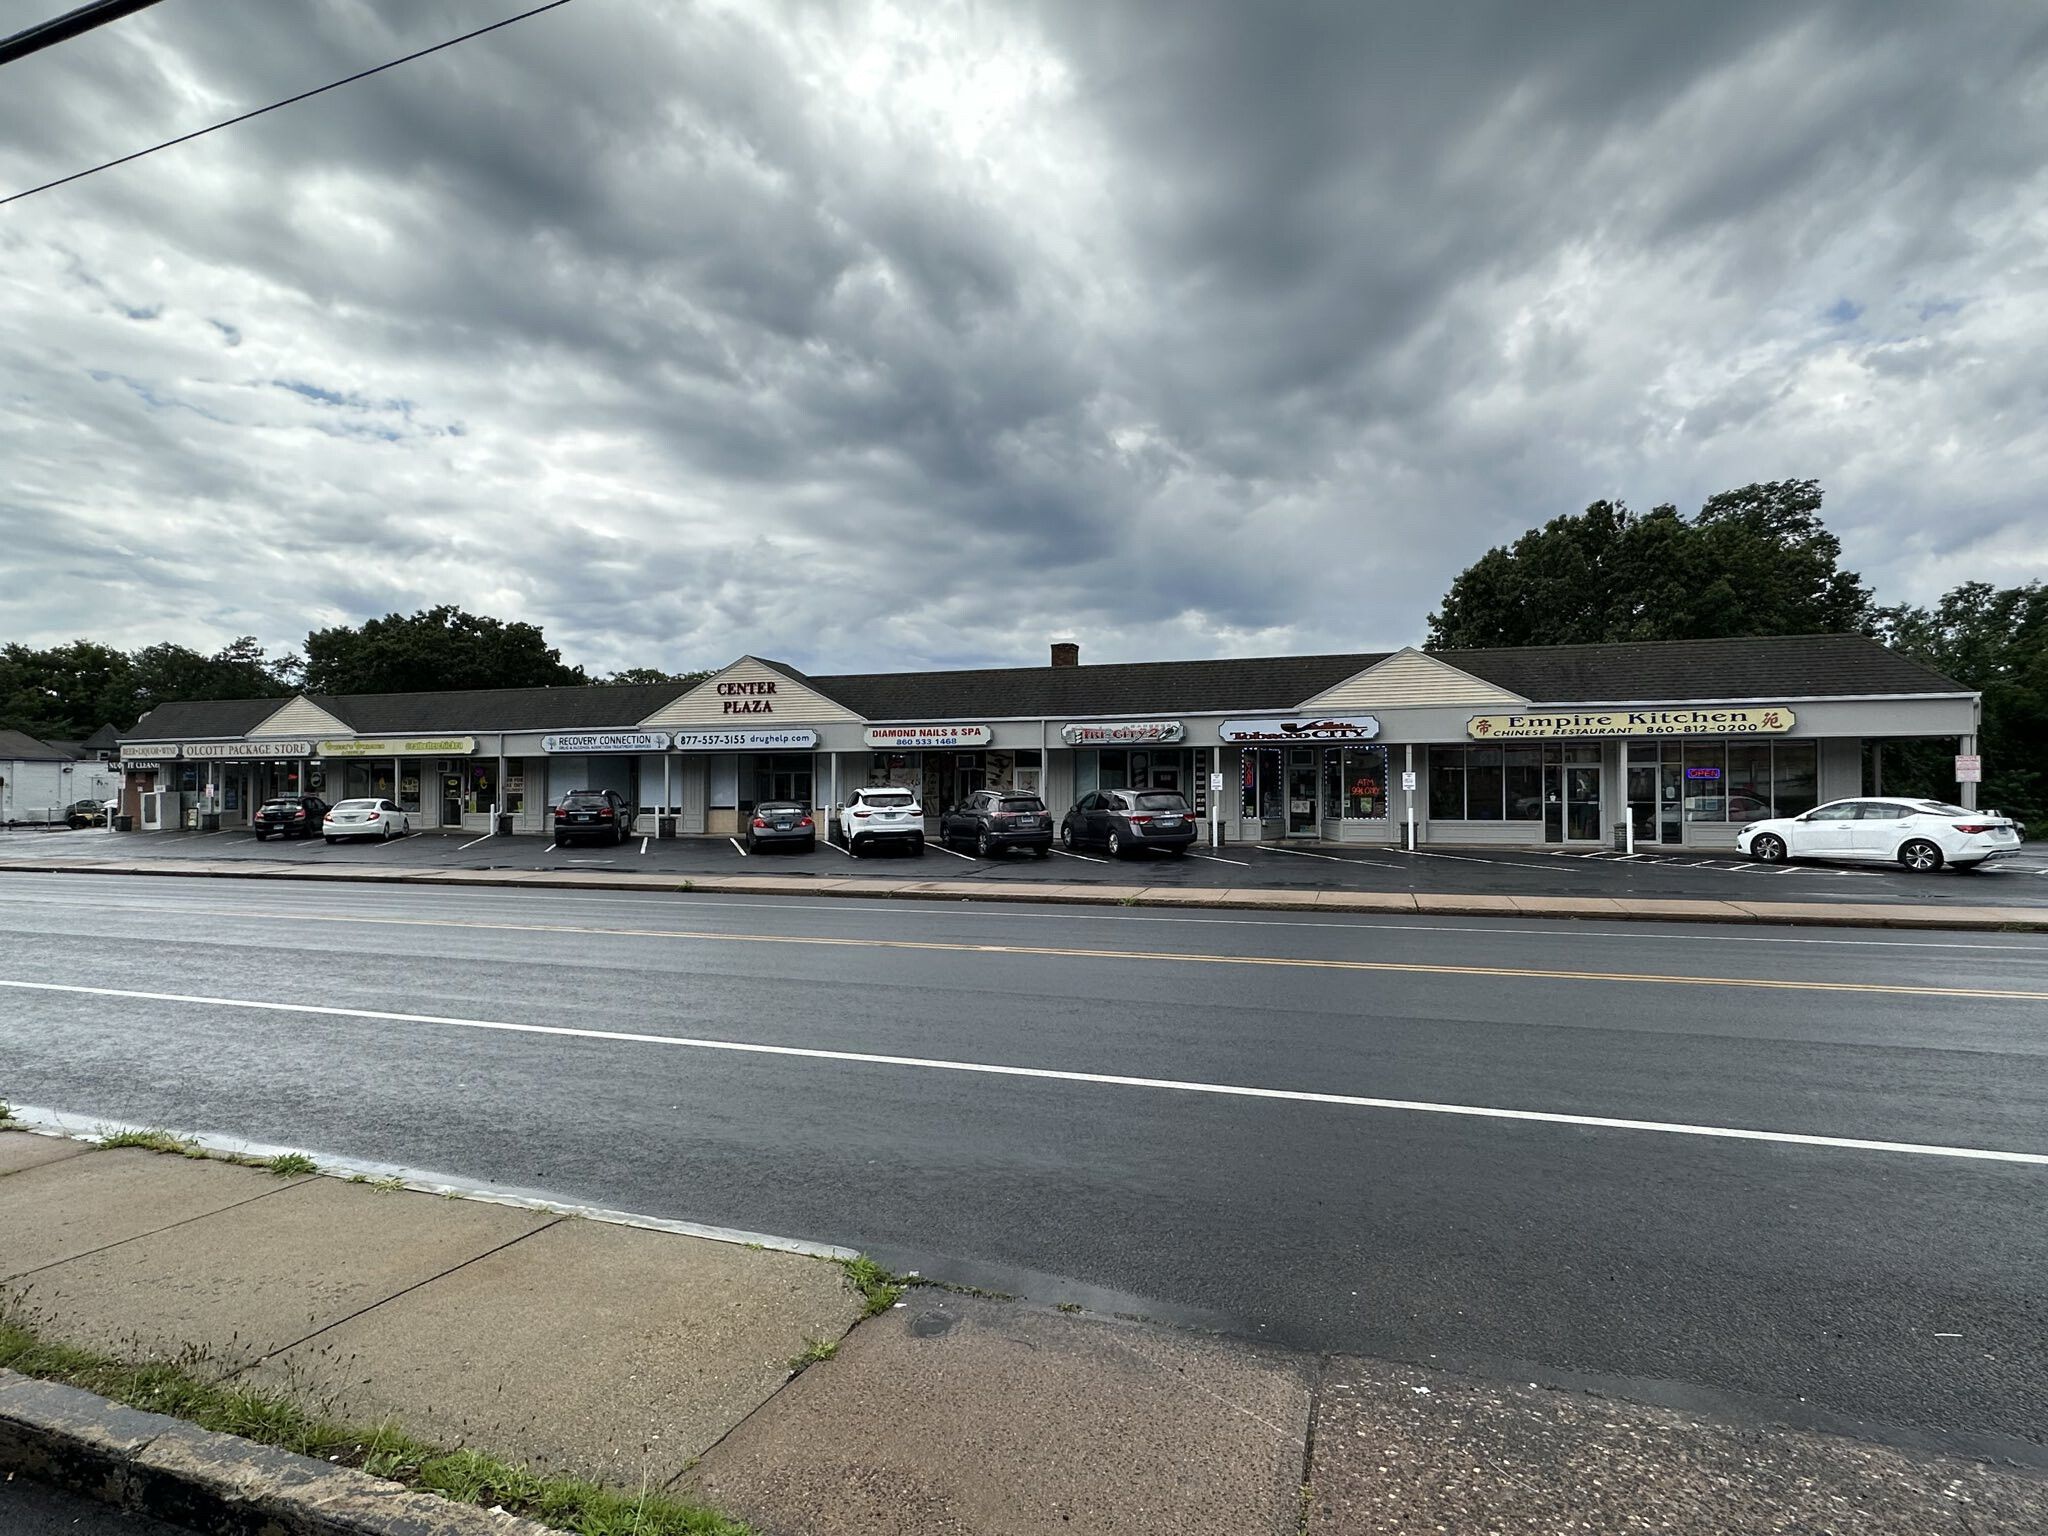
[1209,753,1224,849]
[1403,745,1415,852]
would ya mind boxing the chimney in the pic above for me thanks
[1050,641,1080,668]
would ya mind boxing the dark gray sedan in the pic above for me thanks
[743,799,817,852]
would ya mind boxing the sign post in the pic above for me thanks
[1401,750,1416,852]
[1208,767,1225,849]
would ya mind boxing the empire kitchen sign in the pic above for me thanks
[1467,707,1796,740]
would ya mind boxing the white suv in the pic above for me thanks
[841,786,925,856]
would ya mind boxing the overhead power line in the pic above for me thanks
[1,0,577,208]
[0,0,164,67]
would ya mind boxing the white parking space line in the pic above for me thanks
[1049,847,1110,865]
[822,838,855,857]
[455,833,495,851]
[1259,845,1404,869]
[543,843,557,854]
[9,978,2044,1167]
[1186,852,1252,866]
[924,841,976,860]
[1390,848,1496,864]
[729,838,748,857]
[640,837,649,854]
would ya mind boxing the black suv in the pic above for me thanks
[938,790,1054,857]
[1061,788,1198,857]
[253,794,329,840]
[554,789,635,846]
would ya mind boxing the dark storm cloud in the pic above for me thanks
[0,0,2044,678]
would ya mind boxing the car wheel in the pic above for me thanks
[976,830,994,858]
[911,836,925,856]
[851,836,866,857]
[803,836,816,853]
[255,832,268,841]
[324,836,336,845]
[1107,830,1124,858]
[1749,833,1787,863]
[1167,847,1187,857]
[1035,845,1050,858]
[1061,823,1076,849]
[1899,838,1944,874]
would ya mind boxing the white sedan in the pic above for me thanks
[1736,797,2023,873]
[322,797,411,843]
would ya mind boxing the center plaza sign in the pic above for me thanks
[1059,720,1184,746]
[1218,716,1381,742]
[1466,707,1796,740]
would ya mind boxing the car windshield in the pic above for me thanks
[862,791,914,807]
[562,792,608,803]
[1133,792,1187,810]
[261,799,302,809]
[757,801,803,813]
[333,799,378,811]
[998,797,1044,812]
[1911,801,1974,816]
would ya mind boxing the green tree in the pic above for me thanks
[0,640,138,740]
[297,606,586,695]
[1427,480,1875,648]
[599,666,710,687]
[1874,581,2048,826]
[129,638,292,712]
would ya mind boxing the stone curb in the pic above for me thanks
[0,1368,547,1536]
[4,857,2047,931]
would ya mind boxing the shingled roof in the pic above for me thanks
[117,634,1969,743]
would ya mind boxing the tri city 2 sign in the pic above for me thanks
[1466,707,1796,740]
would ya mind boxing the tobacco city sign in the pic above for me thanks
[1218,716,1381,742]
[1059,720,1184,746]
[1465,708,1796,740]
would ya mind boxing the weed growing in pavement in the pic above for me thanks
[347,1173,371,1184]
[0,1311,752,1536]
[1117,894,1141,906]
[96,1127,207,1158]
[369,1175,406,1193]
[264,1152,317,1178]
[1055,1302,1082,1314]
[0,1102,13,1127]
[839,1255,906,1316]
[786,1335,838,1373]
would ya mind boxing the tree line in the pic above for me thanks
[0,605,705,743]
[1427,479,2045,823]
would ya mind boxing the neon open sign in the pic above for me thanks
[1685,766,1722,780]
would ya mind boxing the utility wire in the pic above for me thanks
[2,0,576,208]
[0,0,165,67]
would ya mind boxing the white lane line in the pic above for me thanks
[729,838,748,857]
[6,978,2042,1167]
[1390,848,1497,864]
[1261,844,1407,870]
[1049,847,1110,865]
[455,833,496,851]
[543,843,557,853]
[640,837,650,855]
[1186,852,1252,867]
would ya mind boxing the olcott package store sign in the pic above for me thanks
[1467,707,1796,740]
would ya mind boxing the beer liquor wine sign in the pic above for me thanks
[1466,707,1795,740]
[1060,720,1185,746]
[863,724,994,749]
[1218,716,1381,742]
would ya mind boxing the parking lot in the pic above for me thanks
[6,823,2046,906]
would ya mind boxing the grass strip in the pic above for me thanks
[0,1315,749,1536]
[838,1255,906,1317]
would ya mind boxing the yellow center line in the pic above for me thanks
[175,904,2048,1004]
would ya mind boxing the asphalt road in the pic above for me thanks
[7,823,2048,906]
[0,1474,192,1535]
[3,871,2045,1461]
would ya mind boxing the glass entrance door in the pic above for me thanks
[1541,749,1603,842]
[1287,749,1319,837]
[441,774,463,826]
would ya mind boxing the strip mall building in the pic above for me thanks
[116,634,1982,848]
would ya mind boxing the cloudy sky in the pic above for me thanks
[3,0,2045,678]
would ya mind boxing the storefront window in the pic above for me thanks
[1239,748,1283,820]
[1336,746,1388,819]
[1240,750,1257,818]
[1428,751,1464,819]
[1466,748,1505,820]
[754,755,813,804]
[1772,741,1818,817]
[505,758,525,815]
[467,760,496,815]
[1504,747,1541,821]
[397,767,423,814]
[867,753,918,789]
[1726,742,1771,821]
[710,754,738,808]
[1684,743,1727,821]
[1097,750,1129,790]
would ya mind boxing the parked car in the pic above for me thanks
[840,786,924,856]
[744,799,816,853]
[938,789,1053,857]
[1737,797,2023,872]
[553,788,635,846]
[253,794,329,840]
[63,798,110,829]
[1061,788,1198,858]
[323,797,410,843]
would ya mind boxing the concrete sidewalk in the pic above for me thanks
[4,1130,2044,1534]
[5,854,2048,931]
